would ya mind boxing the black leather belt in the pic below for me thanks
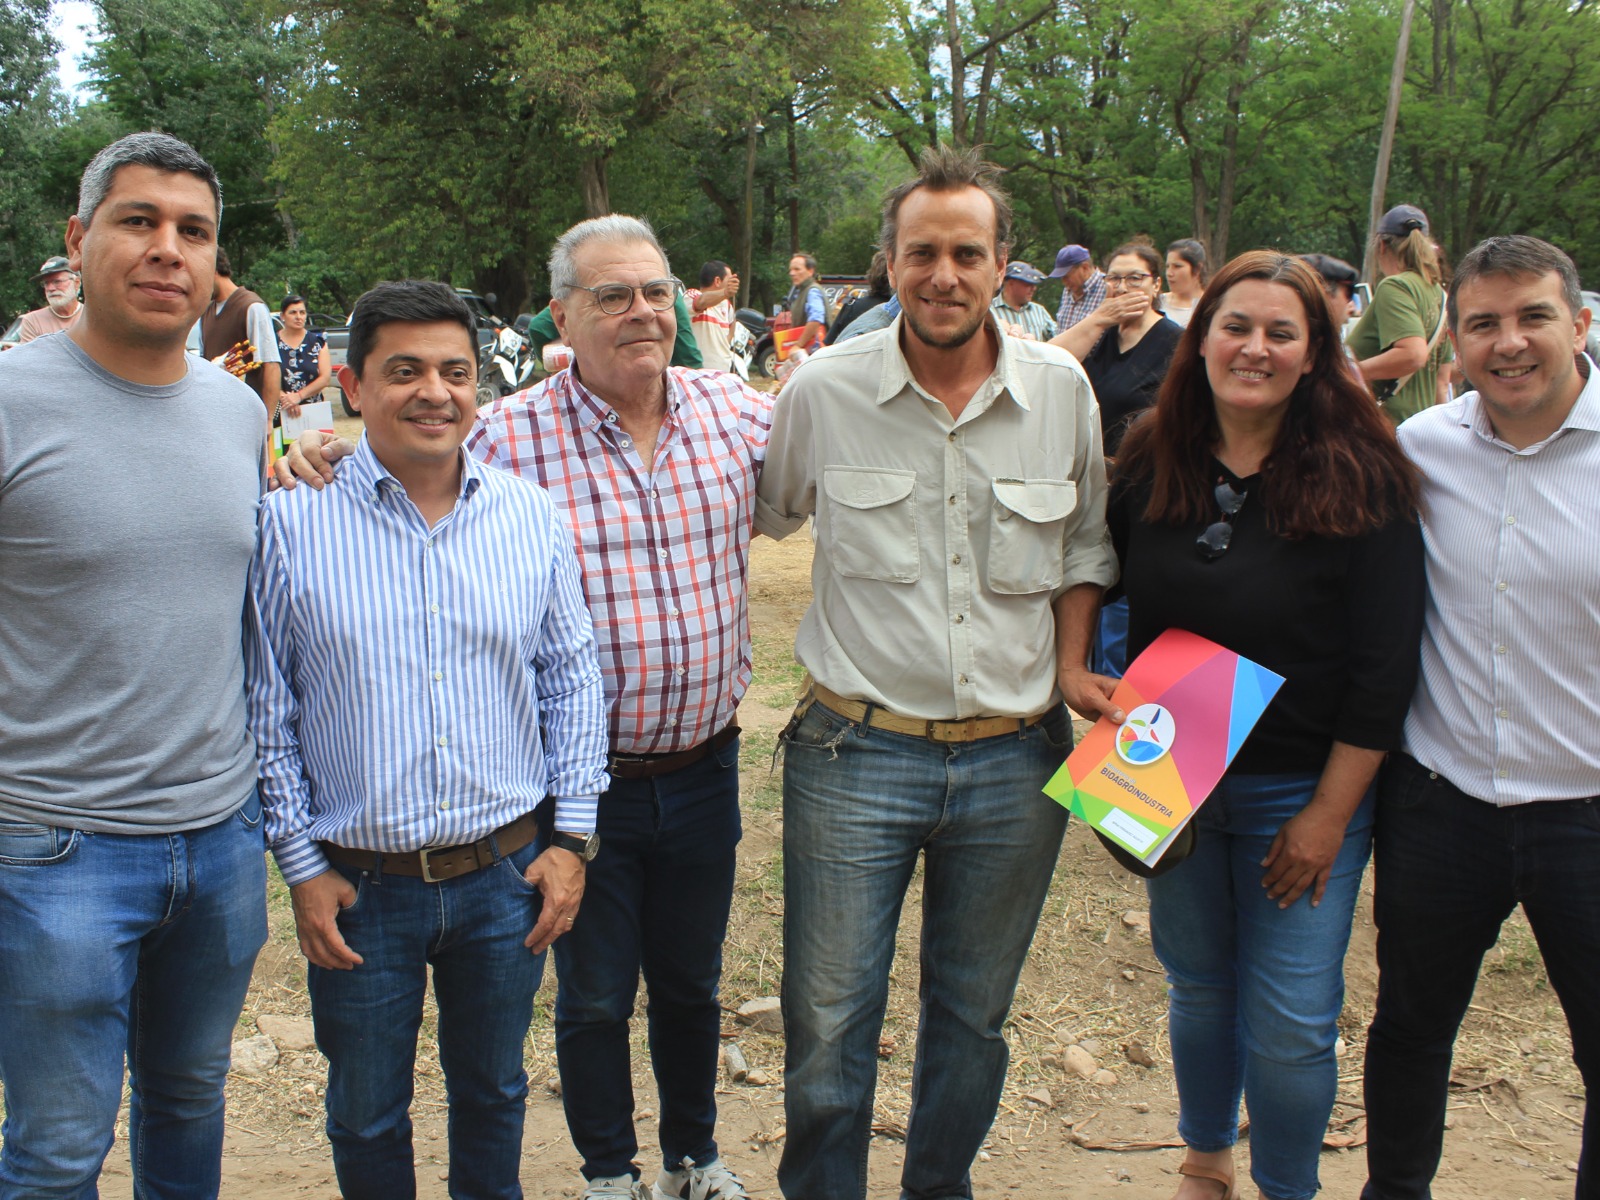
[608,724,740,780]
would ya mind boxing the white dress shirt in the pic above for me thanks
[1398,356,1600,804]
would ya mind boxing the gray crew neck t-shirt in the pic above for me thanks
[0,333,266,832]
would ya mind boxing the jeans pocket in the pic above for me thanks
[1377,755,1433,813]
[1576,796,1600,835]
[0,818,80,866]
[712,733,743,771]
[1030,707,1074,753]
[234,788,264,830]
[332,865,369,917]
[785,703,852,754]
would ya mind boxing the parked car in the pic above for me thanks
[1,314,22,352]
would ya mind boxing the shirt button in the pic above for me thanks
[1504,515,1516,525]
[437,734,449,746]
[948,432,957,441]
[658,548,668,559]
[951,554,961,565]
[1496,645,1508,655]
[948,494,957,505]
[620,438,633,448]
[426,538,435,548]
[670,607,680,618]
[433,671,444,682]
[667,718,678,726]
[675,667,686,677]
[1497,708,1510,718]
[430,602,440,614]
[958,674,969,684]
[1496,581,1508,591]
[652,490,660,501]
[1497,768,1509,779]
[954,614,965,624]
[440,801,450,810]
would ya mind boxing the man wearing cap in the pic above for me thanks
[16,255,84,342]
[990,261,1055,340]
[1049,243,1105,336]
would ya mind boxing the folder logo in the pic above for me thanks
[1116,703,1175,766]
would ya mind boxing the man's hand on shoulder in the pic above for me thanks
[289,869,365,970]
[522,844,586,955]
[271,430,355,492]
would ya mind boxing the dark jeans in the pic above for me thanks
[310,838,546,1200]
[1363,752,1600,1200]
[552,735,742,1181]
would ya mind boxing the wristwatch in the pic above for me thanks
[550,830,601,862]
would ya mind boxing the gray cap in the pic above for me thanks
[32,255,76,283]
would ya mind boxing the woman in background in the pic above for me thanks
[1349,205,1451,423]
[275,293,330,420]
[1161,238,1208,328]
[1100,251,1424,1200]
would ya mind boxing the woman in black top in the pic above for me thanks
[1054,240,1182,675]
[275,294,330,420]
[1095,252,1424,1200]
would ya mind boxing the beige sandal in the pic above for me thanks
[1178,1160,1240,1200]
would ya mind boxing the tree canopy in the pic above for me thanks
[5,0,1599,324]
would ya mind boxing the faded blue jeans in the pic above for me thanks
[777,700,1072,1200]
[0,792,268,1199]
[309,837,545,1199]
[1148,771,1373,1200]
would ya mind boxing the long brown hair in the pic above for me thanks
[1117,250,1419,540]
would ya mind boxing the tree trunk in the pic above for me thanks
[786,100,801,252]
[578,156,611,217]
[945,0,967,146]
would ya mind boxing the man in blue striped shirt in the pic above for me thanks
[245,280,609,1197]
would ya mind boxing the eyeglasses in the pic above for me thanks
[1104,272,1154,287]
[567,278,682,316]
[1195,481,1247,560]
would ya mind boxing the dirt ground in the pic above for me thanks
[71,426,1584,1198]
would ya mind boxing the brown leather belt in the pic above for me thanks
[320,811,538,883]
[608,724,741,780]
[804,682,1047,744]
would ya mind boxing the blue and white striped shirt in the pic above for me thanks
[245,436,608,886]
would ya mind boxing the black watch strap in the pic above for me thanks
[550,830,600,862]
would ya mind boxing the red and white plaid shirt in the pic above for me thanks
[467,366,773,754]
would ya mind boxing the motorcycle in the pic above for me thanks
[736,308,782,379]
[477,313,537,406]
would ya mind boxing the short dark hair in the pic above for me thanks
[346,280,477,379]
[77,131,222,229]
[1447,235,1583,331]
[1108,239,1163,279]
[214,245,234,279]
[280,292,306,313]
[879,144,1013,259]
[699,260,731,287]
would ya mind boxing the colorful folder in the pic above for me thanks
[1044,628,1285,869]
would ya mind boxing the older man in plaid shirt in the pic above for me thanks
[279,215,771,1200]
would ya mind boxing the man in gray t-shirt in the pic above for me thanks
[0,133,267,1195]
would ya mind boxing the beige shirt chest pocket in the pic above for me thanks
[822,466,921,583]
[989,478,1077,594]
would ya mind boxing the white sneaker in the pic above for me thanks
[584,1174,650,1199]
[652,1156,751,1200]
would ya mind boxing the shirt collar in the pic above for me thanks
[1461,352,1600,448]
[564,364,681,434]
[347,432,485,503]
[873,313,1033,414]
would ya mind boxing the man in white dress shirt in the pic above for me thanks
[1362,235,1599,1200]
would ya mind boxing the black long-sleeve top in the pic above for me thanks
[1107,459,1425,774]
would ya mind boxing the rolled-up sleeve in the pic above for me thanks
[754,385,815,540]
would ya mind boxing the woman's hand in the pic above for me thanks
[1261,803,1348,909]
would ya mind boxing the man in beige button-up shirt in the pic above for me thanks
[756,145,1117,1200]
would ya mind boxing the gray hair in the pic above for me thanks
[1448,235,1583,331]
[548,215,671,295]
[77,132,222,229]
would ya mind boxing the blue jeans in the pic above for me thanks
[1362,754,1600,1200]
[309,837,546,1199]
[1148,772,1372,1200]
[553,737,741,1181]
[777,701,1072,1200]
[0,793,268,1199]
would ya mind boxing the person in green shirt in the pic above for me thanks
[1350,204,1451,424]
[524,290,702,370]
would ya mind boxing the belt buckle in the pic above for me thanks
[419,846,447,883]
